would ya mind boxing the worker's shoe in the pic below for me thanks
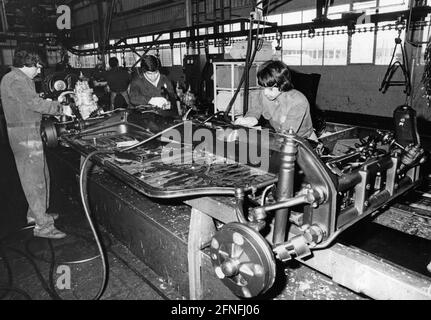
[33,224,66,239]
[27,213,59,225]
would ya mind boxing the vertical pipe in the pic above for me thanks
[273,133,297,245]
[185,0,193,27]
[243,17,254,115]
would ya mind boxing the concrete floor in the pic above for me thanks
[0,140,185,300]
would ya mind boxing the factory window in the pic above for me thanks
[281,11,302,25]
[172,31,186,66]
[323,27,348,65]
[378,0,408,13]
[302,9,317,23]
[419,14,431,65]
[350,22,376,63]
[269,7,348,66]
[267,13,282,26]
[173,46,183,65]
[375,22,406,65]
[159,47,173,67]
[350,1,377,63]
[224,23,241,32]
[302,28,324,65]
[158,33,170,41]
[327,4,351,19]
[282,32,302,65]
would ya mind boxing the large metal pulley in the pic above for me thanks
[40,118,58,148]
[210,222,276,298]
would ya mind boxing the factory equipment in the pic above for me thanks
[40,71,79,99]
[40,99,427,299]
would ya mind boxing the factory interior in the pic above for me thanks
[0,0,431,303]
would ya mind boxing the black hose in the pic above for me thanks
[0,287,32,300]
[5,247,59,300]
[79,150,114,300]
[243,18,254,116]
[223,39,260,122]
[47,240,63,300]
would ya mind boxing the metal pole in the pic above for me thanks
[185,0,193,27]
[273,133,297,245]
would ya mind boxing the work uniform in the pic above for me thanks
[0,67,61,228]
[245,89,316,139]
[129,73,176,109]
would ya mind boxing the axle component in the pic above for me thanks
[210,222,276,298]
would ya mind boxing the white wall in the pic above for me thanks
[295,64,431,120]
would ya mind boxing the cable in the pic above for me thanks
[0,287,32,300]
[79,149,114,300]
[47,240,64,300]
[5,246,59,300]
[122,120,187,151]
[24,227,112,265]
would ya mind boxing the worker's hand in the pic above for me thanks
[234,116,258,127]
[149,97,170,109]
[58,91,74,104]
[61,105,73,117]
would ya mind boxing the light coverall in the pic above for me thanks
[0,67,61,227]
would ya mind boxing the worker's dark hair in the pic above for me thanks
[141,55,161,72]
[13,47,43,68]
[109,57,119,68]
[257,60,293,92]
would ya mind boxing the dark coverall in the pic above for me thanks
[0,68,61,227]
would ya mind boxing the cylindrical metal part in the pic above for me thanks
[368,189,391,208]
[273,135,297,245]
[253,194,309,216]
[338,171,362,192]
[234,188,247,223]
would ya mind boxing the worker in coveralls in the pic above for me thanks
[0,47,66,239]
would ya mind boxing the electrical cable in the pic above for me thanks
[0,120,185,300]
[5,246,59,300]
[222,0,271,122]
[122,120,187,151]
[223,22,261,121]
[79,149,115,300]
[0,287,32,300]
[47,239,64,300]
[24,227,112,265]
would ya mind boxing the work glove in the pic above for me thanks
[61,105,73,117]
[149,97,170,110]
[234,116,258,127]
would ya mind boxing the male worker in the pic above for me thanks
[104,57,131,110]
[0,47,67,239]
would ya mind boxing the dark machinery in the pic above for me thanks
[40,71,79,99]
[40,101,427,299]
